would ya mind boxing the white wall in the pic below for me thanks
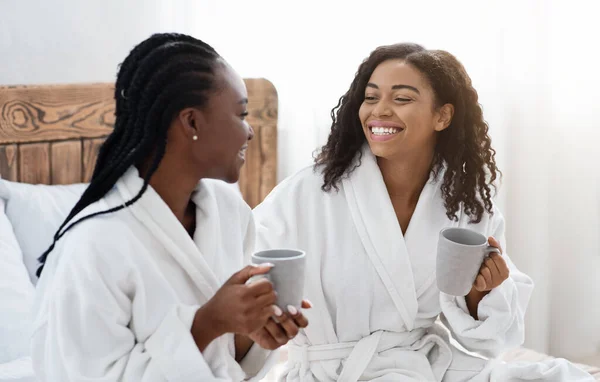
[0,0,176,84]
[2,0,599,360]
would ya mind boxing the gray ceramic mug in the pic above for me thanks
[250,249,306,310]
[436,227,501,296]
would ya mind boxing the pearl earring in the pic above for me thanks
[192,135,198,141]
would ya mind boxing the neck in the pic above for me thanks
[377,149,434,204]
[137,159,198,224]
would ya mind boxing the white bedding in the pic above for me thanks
[0,357,36,382]
[501,348,600,380]
[2,349,598,382]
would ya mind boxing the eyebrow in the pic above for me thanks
[366,82,420,94]
[238,98,249,104]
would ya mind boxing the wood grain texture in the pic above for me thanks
[0,83,114,144]
[0,144,18,181]
[19,143,50,184]
[241,78,278,207]
[51,141,82,184]
[0,79,278,207]
[82,138,105,182]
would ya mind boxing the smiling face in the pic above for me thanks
[199,63,254,183]
[167,61,255,184]
[358,59,452,160]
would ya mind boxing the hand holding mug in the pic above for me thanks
[437,228,505,296]
[472,236,510,292]
[249,300,312,350]
[248,248,310,349]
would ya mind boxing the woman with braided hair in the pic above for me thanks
[253,44,593,380]
[31,33,309,382]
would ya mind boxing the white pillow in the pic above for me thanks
[0,196,35,363]
[0,180,86,284]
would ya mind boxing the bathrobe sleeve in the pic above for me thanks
[439,207,535,357]
[32,235,227,382]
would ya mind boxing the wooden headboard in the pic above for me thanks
[0,79,278,208]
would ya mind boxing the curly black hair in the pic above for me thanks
[314,43,500,223]
[36,33,222,276]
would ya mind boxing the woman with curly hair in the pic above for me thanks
[253,43,593,381]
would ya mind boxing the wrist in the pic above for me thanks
[465,287,489,320]
[234,334,255,362]
[192,305,226,351]
[466,287,488,301]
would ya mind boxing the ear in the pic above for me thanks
[176,107,206,140]
[434,103,454,132]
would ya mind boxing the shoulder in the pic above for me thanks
[458,198,505,236]
[259,165,325,205]
[432,168,505,233]
[487,202,506,234]
[280,164,325,189]
[51,199,137,278]
[34,208,136,327]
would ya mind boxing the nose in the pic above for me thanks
[372,100,392,118]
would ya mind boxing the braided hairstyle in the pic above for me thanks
[315,43,500,223]
[36,33,222,276]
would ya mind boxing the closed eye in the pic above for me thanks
[395,98,411,102]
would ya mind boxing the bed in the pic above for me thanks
[1,80,598,381]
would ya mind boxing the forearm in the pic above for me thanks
[234,334,255,362]
[191,306,224,352]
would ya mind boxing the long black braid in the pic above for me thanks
[36,33,221,277]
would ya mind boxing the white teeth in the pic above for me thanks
[371,126,401,135]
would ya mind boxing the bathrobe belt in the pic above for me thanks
[287,328,429,381]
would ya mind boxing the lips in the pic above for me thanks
[366,120,405,141]
[238,145,248,160]
[367,120,404,129]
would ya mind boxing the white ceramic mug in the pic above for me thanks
[250,249,306,310]
[436,227,501,296]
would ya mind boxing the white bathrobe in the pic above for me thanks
[253,146,594,381]
[31,167,275,382]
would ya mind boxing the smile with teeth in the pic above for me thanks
[370,126,403,135]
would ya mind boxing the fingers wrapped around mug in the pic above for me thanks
[474,252,510,292]
[285,299,311,329]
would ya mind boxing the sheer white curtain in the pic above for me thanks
[187,0,600,360]
[497,0,600,361]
